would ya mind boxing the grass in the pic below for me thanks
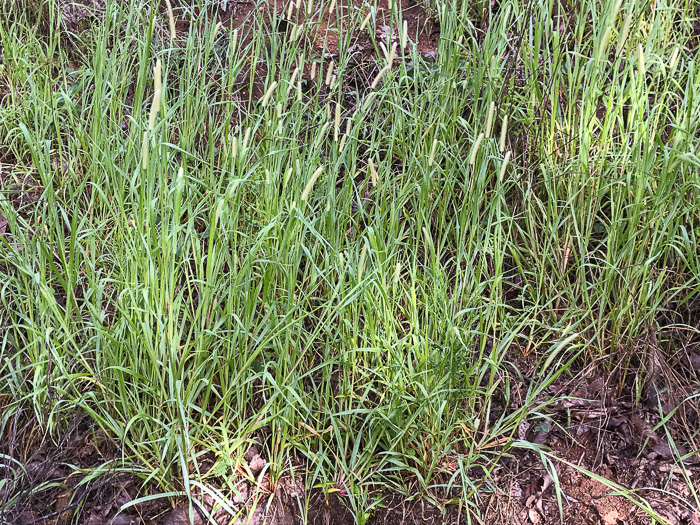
[0,0,699,522]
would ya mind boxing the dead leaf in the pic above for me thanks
[244,445,259,462]
[602,509,620,525]
[532,428,549,445]
[528,508,541,524]
[524,477,544,506]
[55,489,74,525]
[690,352,700,371]
[527,509,542,525]
[541,474,552,493]
[249,454,267,474]
[535,495,545,516]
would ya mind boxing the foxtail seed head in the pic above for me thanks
[499,151,511,182]
[358,244,367,281]
[612,0,623,20]
[176,166,184,191]
[334,103,341,141]
[325,61,334,85]
[288,67,300,93]
[499,115,508,152]
[231,29,238,53]
[388,42,397,69]
[617,11,632,54]
[242,127,252,151]
[428,138,438,166]
[598,27,611,62]
[262,81,278,107]
[214,198,225,224]
[371,66,389,88]
[485,101,495,138]
[164,0,176,39]
[469,133,484,166]
[313,122,330,149]
[379,41,388,60]
[422,226,431,248]
[393,262,401,284]
[301,166,324,202]
[141,131,148,169]
[227,181,240,198]
[669,46,680,69]
[369,158,378,186]
[148,89,161,130]
[154,60,162,95]
[360,12,371,31]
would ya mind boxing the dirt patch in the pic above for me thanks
[1,412,170,525]
[482,358,700,525]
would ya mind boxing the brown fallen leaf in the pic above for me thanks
[523,477,544,506]
[528,508,541,524]
[690,352,700,371]
[55,489,74,525]
[523,474,552,508]
[532,428,549,445]
[249,454,267,474]
[602,509,620,525]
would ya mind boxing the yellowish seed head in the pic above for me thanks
[301,166,324,202]
[469,133,484,166]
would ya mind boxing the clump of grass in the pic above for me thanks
[0,0,699,522]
